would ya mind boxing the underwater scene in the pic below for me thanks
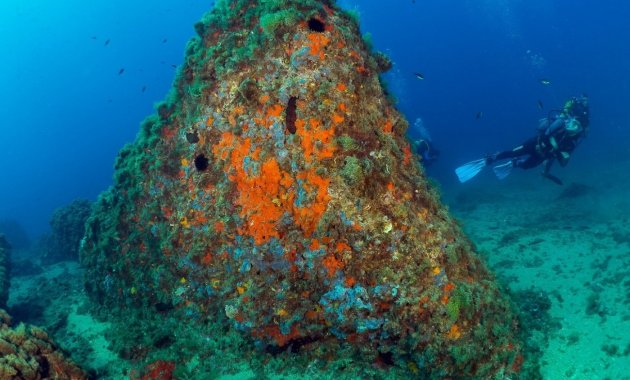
[1,0,629,379]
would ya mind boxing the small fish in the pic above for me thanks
[537,100,544,109]
[91,36,97,40]
[539,78,551,85]
[104,39,110,46]
[162,38,168,43]
[141,85,147,93]
[414,72,424,80]
[476,111,484,119]
[171,64,177,69]
[118,68,125,75]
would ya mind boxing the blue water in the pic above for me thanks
[1,0,629,242]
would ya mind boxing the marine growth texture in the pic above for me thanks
[81,0,524,377]
[0,310,87,379]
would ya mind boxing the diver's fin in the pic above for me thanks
[455,158,487,183]
[493,161,514,180]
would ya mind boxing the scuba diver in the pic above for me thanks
[410,118,440,166]
[416,137,440,166]
[455,94,589,185]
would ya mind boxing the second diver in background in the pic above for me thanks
[455,94,589,185]
[410,118,440,166]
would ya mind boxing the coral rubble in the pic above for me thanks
[81,0,525,377]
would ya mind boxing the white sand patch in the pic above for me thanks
[66,304,128,378]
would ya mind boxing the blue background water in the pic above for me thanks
[1,0,629,241]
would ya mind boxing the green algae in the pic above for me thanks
[341,156,364,185]
[260,10,302,37]
[336,135,358,151]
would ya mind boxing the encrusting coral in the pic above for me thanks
[81,0,526,378]
[0,309,87,379]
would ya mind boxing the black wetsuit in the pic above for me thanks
[489,117,586,183]
[493,136,546,169]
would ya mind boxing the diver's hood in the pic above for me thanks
[565,96,589,127]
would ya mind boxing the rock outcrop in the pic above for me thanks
[81,0,524,377]
[0,235,10,309]
[42,200,92,264]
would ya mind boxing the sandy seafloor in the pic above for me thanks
[7,154,630,379]
[445,152,630,379]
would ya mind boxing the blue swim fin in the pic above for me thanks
[455,158,487,183]
[493,161,513,180]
